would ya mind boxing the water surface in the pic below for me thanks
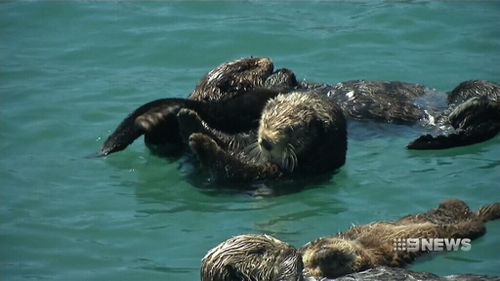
[1,1,500,280]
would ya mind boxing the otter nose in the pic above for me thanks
[260,138,273,151]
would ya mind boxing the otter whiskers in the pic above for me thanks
[282,143,298,172]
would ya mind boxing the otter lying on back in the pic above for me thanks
[318,79,500,149]
[200,200,500,281]
[179,91,347,182]
[301,199,500,278]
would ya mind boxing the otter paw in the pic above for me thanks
[188,133,221,164]
[177,108,205,141]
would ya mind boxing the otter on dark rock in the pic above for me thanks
[200,200,500,281]
[300,199,500,279]
[180,91,347,182]
[99,57,298,157]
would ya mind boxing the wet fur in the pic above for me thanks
[200,200,499,280]
[100,54,499,157]
[100,57,295,156]
[201,234,303,281]
[181,92,347,182]
[320,79,500,149]
[300,199,500,279]
[407,80,500,149]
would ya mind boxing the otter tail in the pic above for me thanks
[477,203,500,222]
[100,98,190,156]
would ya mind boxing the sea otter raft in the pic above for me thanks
[200,200,500,281]
[100,57,499,158]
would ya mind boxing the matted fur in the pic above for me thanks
[191,57,274,102]
[251,92,347,173]
[181,91,347,181]
[300,199,500,279]
[200,200,499,280]
[201,234,303,281]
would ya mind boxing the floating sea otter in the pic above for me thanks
[300,199,500,279]
[200,199,500,281]
[99,57,298,156]
[177,79,499,182]
[179,91,347,182]
[321,79,500,149]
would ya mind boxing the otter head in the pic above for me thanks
[257,121,302,173]
[302,238,363,279]
[191,57,274,102]
[252,92,330,173]
[201,234,303,281]
[264,68,299,92]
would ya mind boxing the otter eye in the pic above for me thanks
[260,138,273,151]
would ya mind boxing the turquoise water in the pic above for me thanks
[1,1,500,280]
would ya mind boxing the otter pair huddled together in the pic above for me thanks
[201,199,500,281]
[99,57,500,182]
[100,57,348,181]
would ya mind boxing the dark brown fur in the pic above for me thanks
[100,57,294,156]
[179,92,347,182]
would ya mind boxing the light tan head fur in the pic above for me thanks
[201,234,303,281]
[247,92,336,172]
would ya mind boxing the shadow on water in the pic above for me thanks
[183,161,339,198]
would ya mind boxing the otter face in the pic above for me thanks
[250,92,331,173]
[257,125,300,173]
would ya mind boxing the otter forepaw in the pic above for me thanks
[188,133,221,164]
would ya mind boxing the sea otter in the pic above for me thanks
[408,80,500,149]
[315,79,500,149]
[179,91,347,182]
[200,200,500,281]
[99,57,299,156]
[300,199,500,279]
